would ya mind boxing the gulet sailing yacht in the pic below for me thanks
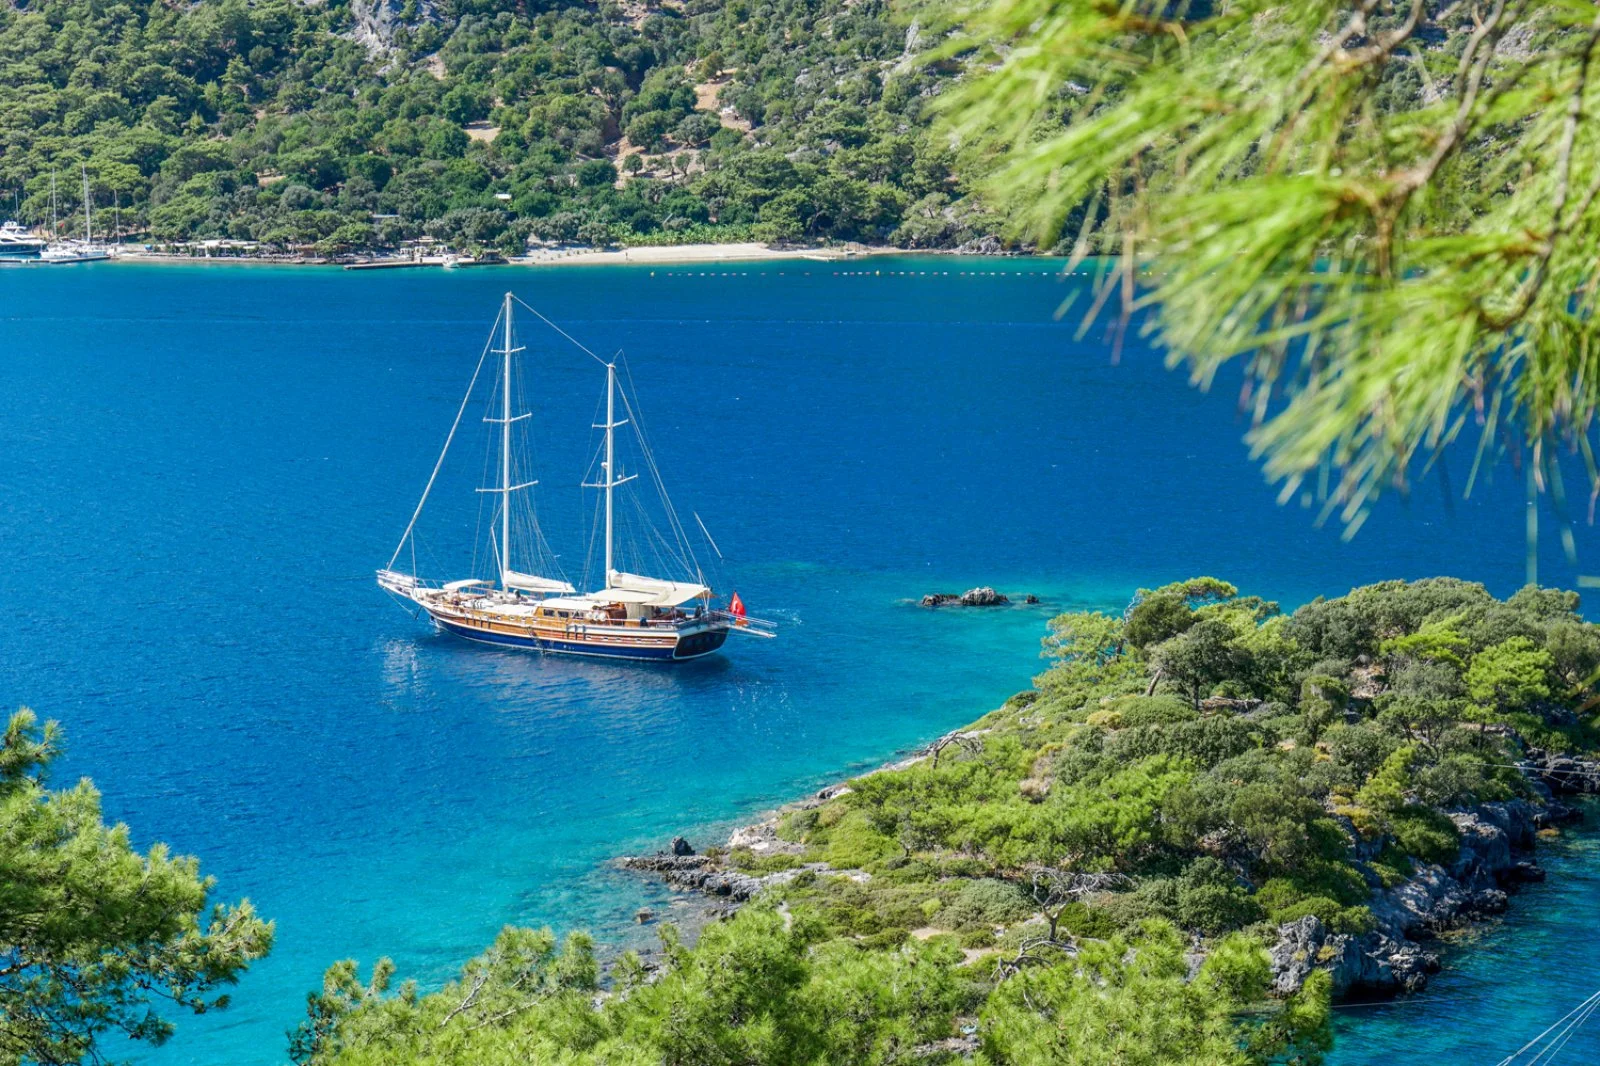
[377,293,773,661]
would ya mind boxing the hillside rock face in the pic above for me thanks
[1270,800,1553,997]
[1524,749,1600,795]
[348,0,438,58]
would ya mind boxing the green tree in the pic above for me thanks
[1466,636,1555,713]
[1153,620,1245,708]
[0,709,273,1065]
[980,922,1329,1065]
[1041,610,1124,669]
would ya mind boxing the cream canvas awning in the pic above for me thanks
[605,571,710,606]
[503,570,576,594]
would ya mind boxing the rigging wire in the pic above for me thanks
[1497,988,1600,1065]
[616,353,702,581]
[387,308,501,571]
[510,295,609,367]
[695,513,724,560]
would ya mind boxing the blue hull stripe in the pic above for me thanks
[435,618,700,660]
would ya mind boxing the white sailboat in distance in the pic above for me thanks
[378,293,774,661]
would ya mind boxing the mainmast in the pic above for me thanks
[605,363,615,581]
[501,293,513,586]
[484,292,532,590]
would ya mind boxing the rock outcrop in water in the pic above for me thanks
[921,587,1011,607]
[1270,799,1573,996]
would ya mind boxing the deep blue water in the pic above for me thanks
[1,257,1597,1065]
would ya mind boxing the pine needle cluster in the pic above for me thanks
[940,1,1600,533]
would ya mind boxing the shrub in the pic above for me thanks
[940,879,1033,931]
[814,810,898,869]
[1390,807,1461,865]
[959,927,996,949]
[1112,695,1199,728]
[777,808,819,842]
[1173,858,1263,933]
[1270,897,1375,936]
[1257,878,1375,935]
[859,928,908,950]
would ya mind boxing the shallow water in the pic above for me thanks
[1327,826,1600,1064]
[0,257,1594,1064]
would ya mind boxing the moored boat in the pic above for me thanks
[0,221,45,260]
[34,166,115,263]
[377,293,774,661]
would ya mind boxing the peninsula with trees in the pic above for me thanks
[287,576,1600,1066]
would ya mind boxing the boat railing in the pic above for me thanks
[706,610,778,637]
[635,610,776,636]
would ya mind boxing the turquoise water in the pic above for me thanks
[0,258,1594,1064]
[1328,825,1600,1064]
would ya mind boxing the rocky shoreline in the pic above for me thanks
[619,732,1600,1002]
[1269,750,1600,997]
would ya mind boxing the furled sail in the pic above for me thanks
[503,570,576,594]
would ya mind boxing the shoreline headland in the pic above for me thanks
[613,576,1600,1012]
[621,695,1599,1000]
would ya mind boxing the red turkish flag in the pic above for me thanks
[729,591,746,619]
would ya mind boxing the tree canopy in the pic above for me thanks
[0,0,994,252]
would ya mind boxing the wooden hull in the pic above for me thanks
[424,605,729,661]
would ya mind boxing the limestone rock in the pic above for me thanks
[1525,749,1600,795]
[921,587,1011,607]
[1271,801,1542,997]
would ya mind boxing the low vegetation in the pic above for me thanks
[295,575,1600,1065]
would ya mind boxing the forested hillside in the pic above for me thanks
[0,0,993,251]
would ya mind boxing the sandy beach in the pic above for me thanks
[511,241,903,266]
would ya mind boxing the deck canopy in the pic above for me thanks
[503,570,576,594]
[445,579,492,591]
[605,571,710,607]
[537,596,601,612]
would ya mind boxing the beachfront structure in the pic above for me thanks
[378,293,773,661]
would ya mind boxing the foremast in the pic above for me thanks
[584,360,636,585]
